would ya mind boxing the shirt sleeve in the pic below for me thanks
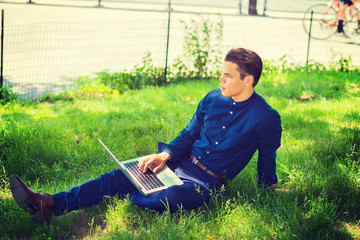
[158,93,207,161]
[256,109,282,187]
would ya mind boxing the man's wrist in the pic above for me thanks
[159,151,171,161]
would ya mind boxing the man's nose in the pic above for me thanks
[219,75,225,83]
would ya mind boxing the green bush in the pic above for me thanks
[77,16,224,94]
[0,84,18,105]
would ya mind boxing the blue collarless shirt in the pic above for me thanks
[159,89,282,187]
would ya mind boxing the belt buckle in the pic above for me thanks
[190,155,198,164]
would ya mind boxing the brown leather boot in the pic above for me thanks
[9,174,55,223]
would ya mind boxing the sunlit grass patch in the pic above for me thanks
[1,61,360,239]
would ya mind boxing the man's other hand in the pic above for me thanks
[138,152,171,174]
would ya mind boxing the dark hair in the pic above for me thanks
[224,48,263,87]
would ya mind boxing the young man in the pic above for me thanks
[10,48,282,223]
[336,0,360,38]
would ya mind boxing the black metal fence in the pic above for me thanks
[1,0,359,99]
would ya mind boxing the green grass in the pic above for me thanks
[1,62,360,239]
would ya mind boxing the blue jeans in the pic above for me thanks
[52,164,215,214]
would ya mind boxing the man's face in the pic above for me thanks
[219,61,250,102]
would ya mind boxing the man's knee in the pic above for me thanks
[165,184,210,210]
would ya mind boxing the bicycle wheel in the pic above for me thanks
[303,4,338,40]
[343,14,358,36]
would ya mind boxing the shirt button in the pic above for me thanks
[215,142,218,145]
[222,126,226,129]
[207,151,210,154]
[198,156,201,159]
[230,111,233,114]
[233,102,236,105]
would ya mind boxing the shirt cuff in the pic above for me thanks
[158,142,174,160]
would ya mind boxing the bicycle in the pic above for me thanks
[303,0,360,40]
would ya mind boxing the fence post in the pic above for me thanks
[1,9,4,88]
[164,0,171,82]
[239,0,242,15]
[263,0,267,16]
[306,11,313,69]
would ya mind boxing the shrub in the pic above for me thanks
[0,84,18,105]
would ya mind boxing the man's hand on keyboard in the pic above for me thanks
[138,152,171,174]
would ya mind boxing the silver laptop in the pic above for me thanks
[98,138,183,195]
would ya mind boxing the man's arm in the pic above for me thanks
[138,92,209,172]
[158,93,208,161]
[256,109,282,188]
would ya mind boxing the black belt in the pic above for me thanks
[189,154,226,184]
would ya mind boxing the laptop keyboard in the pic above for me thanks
[124,161,165,191]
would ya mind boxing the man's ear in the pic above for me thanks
[244,75,254,86]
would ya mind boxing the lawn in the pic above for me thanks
[0,60,360,239]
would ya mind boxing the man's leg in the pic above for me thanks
[10,169,138,222]
[130,181,212,212]
[348,2,360,33]
[53,169,137,215]
[337,3,348,34]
